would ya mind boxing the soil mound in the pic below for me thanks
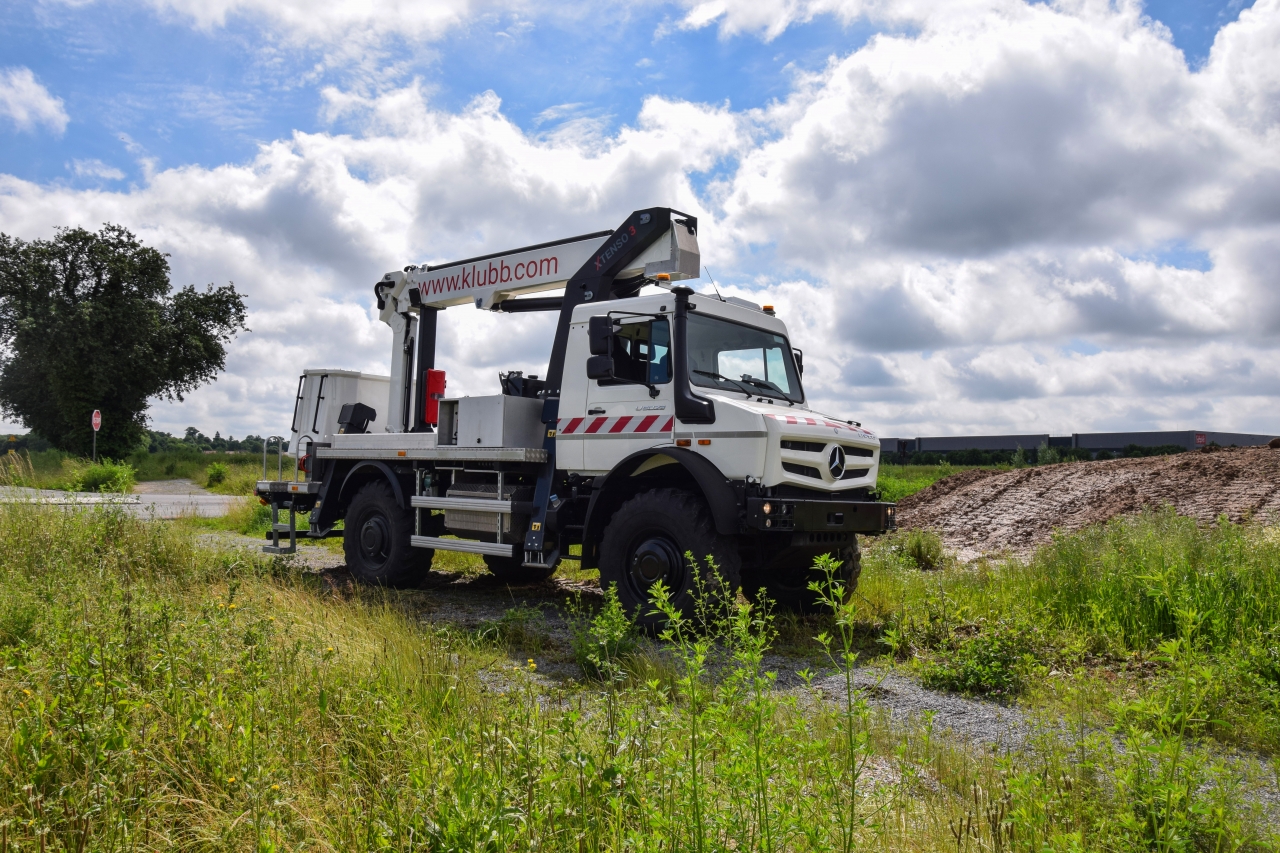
[897,446,1280,560]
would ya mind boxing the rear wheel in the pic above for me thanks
[743,539,861,614]
[343,481,431,587]
[483,554,556,585]
[598,488,741,627]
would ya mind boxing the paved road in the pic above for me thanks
[1,480,244,518]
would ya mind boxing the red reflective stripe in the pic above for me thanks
[609,416,632,433]
[584,417,608,434]
[660,417,673,432]
[636,415,659,432]
[562,417,583,434]
[786,416,797,424]
[805,417,817,425]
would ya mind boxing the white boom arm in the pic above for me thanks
[372,219,699,431]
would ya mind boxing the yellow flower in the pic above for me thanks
[228,603,237,610]
[325,647,334,653]
[227,777,236,783]
[271,784,280,791]
[22,689,31,696]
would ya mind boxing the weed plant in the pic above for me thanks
[0,503,1271,850]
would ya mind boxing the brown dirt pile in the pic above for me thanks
[897,446,1280,560]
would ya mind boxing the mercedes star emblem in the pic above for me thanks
[828,445,846,479]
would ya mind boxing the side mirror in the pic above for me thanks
[586,354,615,380]
[588,315,614,356]
[793,348,804,376]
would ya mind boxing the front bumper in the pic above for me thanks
[745,497,896,534]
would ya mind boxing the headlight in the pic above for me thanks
[762,501,773,515]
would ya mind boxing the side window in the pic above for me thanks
[603,319,671,386]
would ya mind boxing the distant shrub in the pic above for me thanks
[206,461,229,487]
[1037,441,1061,465]
[74,459,136,493]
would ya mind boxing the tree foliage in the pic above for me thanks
[0,224,247,458]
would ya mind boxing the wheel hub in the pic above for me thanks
[360,514,391,563]
[629,535,683,588]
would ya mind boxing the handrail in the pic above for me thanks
[263,436,285,481]
[294,435,313,483]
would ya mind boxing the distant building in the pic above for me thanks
[881,430,1278,457]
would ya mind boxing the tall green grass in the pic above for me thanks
[0,503,1271,850]
[860,508,1280,751]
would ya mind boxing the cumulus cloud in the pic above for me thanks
[0,87,742,436]
[4,0,1280,438]
[0,68,69,135]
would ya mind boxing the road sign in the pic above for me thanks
[92,410,102,431]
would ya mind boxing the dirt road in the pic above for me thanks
[897,446,1280,560]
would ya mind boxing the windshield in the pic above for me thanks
[686,312,804,403]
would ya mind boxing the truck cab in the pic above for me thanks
[256,206,894,622]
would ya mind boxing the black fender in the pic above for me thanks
[581,447,740,563]
[339,461,408,509]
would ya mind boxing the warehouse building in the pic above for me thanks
[880,430,1278,458]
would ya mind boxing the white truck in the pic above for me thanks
[257,207,895,620]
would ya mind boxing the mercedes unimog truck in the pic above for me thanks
[257,207,895,621]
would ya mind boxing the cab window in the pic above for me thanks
[603,318,670,385]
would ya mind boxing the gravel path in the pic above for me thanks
[816,668,1035,750]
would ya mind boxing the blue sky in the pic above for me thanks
[0,1,1251,188]
[1,0,1278,439]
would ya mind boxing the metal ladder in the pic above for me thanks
[262,435,297,555]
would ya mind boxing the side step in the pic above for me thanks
[410,536,518,558]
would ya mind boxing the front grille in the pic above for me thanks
[843,445,874,458]
[841,467,870,479]
[804,532,850,545]
[782,462,822,479]
[781,439,826,453]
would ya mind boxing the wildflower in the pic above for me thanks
[227,776,236,783]
[228,603,237,610]
[326,647,334,653]
[271,784,280,791]
[22,689,31,696]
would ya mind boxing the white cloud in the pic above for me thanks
[0,68,69,135]
[71,159,126,180]
[0,87,742,437]
[4,1,1280,439]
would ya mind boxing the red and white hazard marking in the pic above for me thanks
[558,415,674,435]
[764,412,875,438]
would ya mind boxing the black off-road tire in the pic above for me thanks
[743,539,861,614]
[343,481,432,587]
[598,488,741,627]
[483,554,557,585]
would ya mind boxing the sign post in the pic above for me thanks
[91,409,102,462]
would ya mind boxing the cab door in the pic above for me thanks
[582,317,674,472]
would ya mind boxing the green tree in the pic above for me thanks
[0,224,247,458]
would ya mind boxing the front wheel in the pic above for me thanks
[598,488,741,627]
[343,481,431,587]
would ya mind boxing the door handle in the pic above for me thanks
[587,408,606,415]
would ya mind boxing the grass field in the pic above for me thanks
[876,464,980,503]
[0,501,1274,851]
